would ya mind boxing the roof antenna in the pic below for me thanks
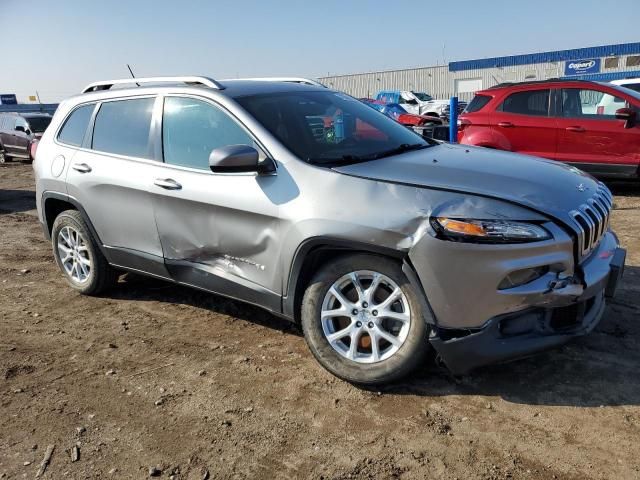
[127,64,140,87]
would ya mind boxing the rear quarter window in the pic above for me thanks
[464,94,491,113]
[57,104,95,147]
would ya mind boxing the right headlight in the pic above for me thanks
[431,217,551,244]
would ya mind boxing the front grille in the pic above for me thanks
[570,185,613,257]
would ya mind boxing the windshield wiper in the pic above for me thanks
[307,143,431,166]
[307,154,364,166]
[371,143,430,160]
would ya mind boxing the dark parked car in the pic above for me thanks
[0,112,52,163]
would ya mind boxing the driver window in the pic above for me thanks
[162,97,256,170]
[562,88,628,119]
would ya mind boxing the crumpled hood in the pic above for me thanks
[333,143,602,222]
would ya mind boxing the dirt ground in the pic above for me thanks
[1,163,639,480]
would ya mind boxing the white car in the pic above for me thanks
[582,79,640,116]
[611,78,640,93]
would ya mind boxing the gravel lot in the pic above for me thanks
[1,162,639,480]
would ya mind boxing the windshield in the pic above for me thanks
[236,91,432,165]
[25,116,51,133]
[411,92,433,102]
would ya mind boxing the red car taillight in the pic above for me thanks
[457,117,471,131]
[30,140,39,161]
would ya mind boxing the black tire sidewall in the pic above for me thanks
[301,254,430,385]
[51,211,101,294]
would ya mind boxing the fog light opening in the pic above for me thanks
[498,266,549,290]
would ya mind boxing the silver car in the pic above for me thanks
[34,76,626,385]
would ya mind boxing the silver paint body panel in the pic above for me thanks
[34,81,620,328]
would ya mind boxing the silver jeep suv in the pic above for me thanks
[34,76,626,384]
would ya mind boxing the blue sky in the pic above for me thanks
[2,0,639,102]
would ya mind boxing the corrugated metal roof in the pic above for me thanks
[449,42,640,72]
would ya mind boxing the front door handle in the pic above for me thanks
[72,163,92,173]
[154,178,182,190]
[565,126,585,133]
[497,121,514,128]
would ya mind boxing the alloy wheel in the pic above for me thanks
[321,270,411,364]
[57,226,91,283]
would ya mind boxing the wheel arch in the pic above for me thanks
[461,126,511,151]
[282,238,435,326]
[42,192,109,258]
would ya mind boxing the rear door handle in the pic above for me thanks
[497,121,514,128]
[565,126,585,133]
[72,163,92,173]
[154,178,182,190]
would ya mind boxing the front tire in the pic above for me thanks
[51,210,116,295]
[301,254,430,385]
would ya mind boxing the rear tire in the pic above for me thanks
[301,254,431,385]
[0,150,6,164]
[51,209,116,295]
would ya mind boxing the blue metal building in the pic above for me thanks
[320,42,640,101]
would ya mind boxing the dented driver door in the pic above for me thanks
[150,95,283,312]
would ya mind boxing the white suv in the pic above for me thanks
[611,78,640,93]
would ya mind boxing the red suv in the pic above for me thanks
[458,80,640,178]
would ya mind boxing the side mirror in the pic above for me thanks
[615,107,636,128]
[209,144,271,174]
[15,125,26,133]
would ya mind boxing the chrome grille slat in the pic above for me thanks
[571,212,586,254]
[580,208,596,247]
[586,203,603,238]
[591,198,608,235]
[571,186,612,258]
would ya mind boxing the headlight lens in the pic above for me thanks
[432,217,551,243]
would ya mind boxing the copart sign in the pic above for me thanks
[564,58,601,76]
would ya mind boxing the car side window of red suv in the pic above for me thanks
[498,89,550,116]
[561,88,628,119]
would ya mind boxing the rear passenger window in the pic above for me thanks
[500,90,550,116]
[57,104,95,147]
[162,97,254,170]
[464,94,491,113]
[92,98,154,158]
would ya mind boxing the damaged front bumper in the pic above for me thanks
[424,231,626,375]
